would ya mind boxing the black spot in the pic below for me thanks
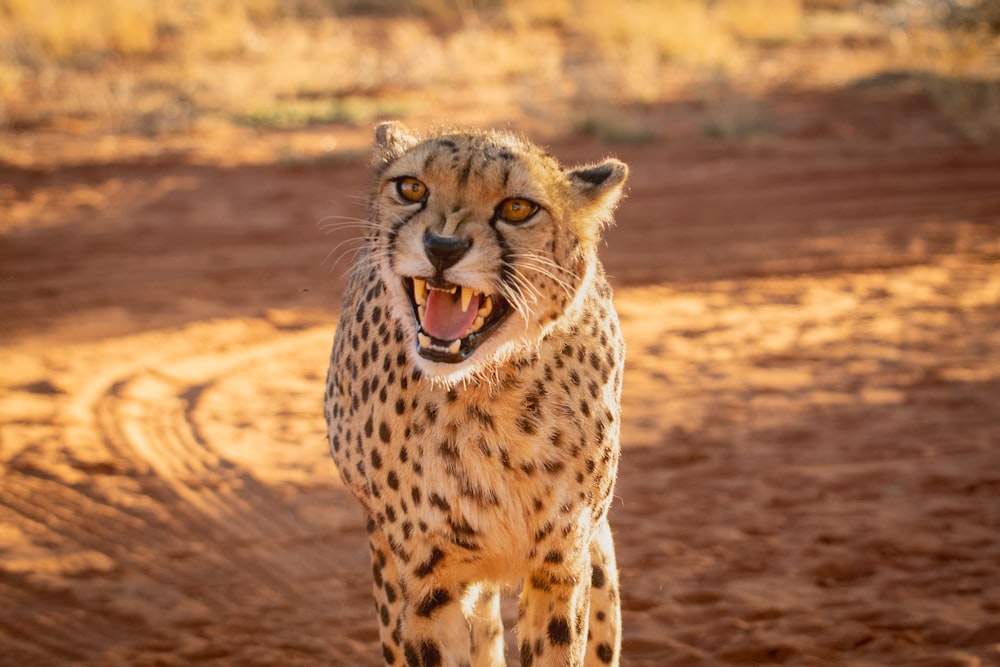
[411,486,421,506]
[544,550,563,564]
[439,439,459,459]
[404,643,418,667]
[469,405,494,429]
[596,642,615,663]
[457,156,473,187]
[380,603,390,626]
[365,416,374,438]
[395,398,406,415]
[379,421,392,443]
[420,642,442,667]
[529,572,551,592]
[516,416,537,435]
[385,504,397,522]
[415,588,452,618]
[387,470,400,490]
[385,582,397,603]
[382,642,396,664]
[429,493,450,512]
[371,449,382,469]
[448,515,476,538]
[415,546,445,578]
[592,565,606,589]
[547,617,572,646]
[386,534,410,562]
[520,643,534,667]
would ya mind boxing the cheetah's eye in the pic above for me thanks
[497,198,539,224]
[396,177,428,203]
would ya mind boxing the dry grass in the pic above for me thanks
[0,0,998,142]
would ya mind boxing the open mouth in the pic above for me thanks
[403,277,511,363]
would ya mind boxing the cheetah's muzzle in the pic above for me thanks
[404,277,511,363]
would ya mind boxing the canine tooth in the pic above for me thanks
[418,305,426,322]
[417,332,431,349]
[448,339,461,355]
[461,286,475,312]
[471,316,485,332]
[478,296,493,318]
[413,278,427,305]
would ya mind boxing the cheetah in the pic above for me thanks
[324,122,627,667]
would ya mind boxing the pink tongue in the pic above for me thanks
[423,289,480,341]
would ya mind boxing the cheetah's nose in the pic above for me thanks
[423,230,472,274]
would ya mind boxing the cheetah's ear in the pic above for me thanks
[567,158,629,236]
[373,121,420,170]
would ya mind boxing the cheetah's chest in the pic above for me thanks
[328,339,621,581]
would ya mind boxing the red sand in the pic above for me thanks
[1,85,999,665]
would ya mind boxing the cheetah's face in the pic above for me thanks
[368,122,627,383]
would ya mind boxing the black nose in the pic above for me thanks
[424,230,472,274]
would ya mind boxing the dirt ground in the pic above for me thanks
[2,82,1000,666]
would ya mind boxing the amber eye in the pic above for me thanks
[498,198,539,224]
[396,177,428,203]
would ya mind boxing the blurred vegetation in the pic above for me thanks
[0,0,997,141]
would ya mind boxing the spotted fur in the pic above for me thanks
[325,122,627,666]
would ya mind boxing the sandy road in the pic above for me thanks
[2,100,1000,664]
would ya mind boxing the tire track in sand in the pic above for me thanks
[0,318,376,665]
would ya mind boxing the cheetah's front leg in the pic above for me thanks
[469,584,505,667]
[517,552,592,666]
[366,518,404,665]
[584,519,621,666]
[368,520,474,666]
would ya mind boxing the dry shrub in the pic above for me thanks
[720,0,803,42]
[0,0,162,60]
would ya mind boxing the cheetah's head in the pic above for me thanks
[367,122,627,384]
